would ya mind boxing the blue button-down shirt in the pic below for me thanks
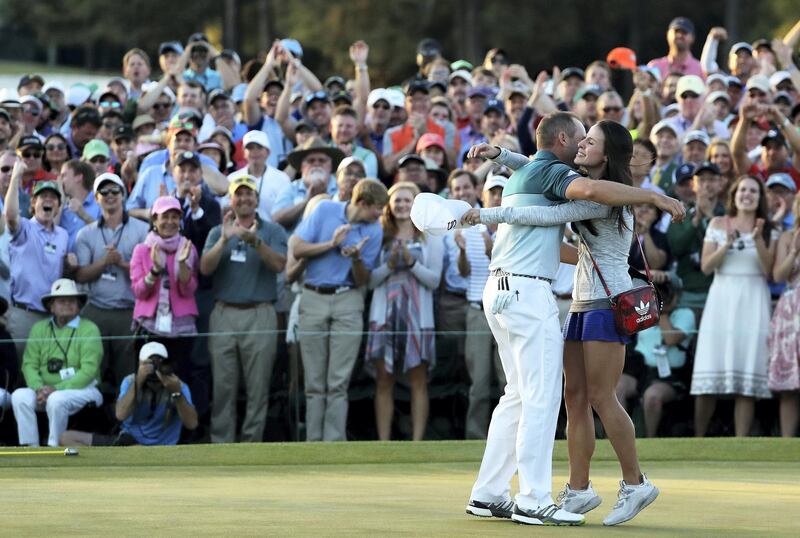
[271,175,339,232]
[295,200,382,288]
[60,192,102,251]
[10,218,69,311]
[139,149,217,174]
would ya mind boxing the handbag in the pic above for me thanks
[579,232,661,336]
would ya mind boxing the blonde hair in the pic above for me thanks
[351,178,389,206]
[380,182,422,245]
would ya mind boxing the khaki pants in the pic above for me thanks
[82,304,136,392]
[298,288,364,442]
[208,302,278,443]
[7,306,48,361]
[464,304,505,439]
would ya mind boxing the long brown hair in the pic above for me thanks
[579,120,633,235]
[726,175,772,245]
[380,182,423,246]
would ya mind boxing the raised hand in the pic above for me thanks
[349,41,369,65]
[150,243,164,272]
[466,143,500,160]
[177,239,192,263]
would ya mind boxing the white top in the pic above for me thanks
[226,166,291,222]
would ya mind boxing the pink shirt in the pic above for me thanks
[130,241,199,322]
[647,54,705,79]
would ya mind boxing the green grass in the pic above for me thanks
[1,439,798,536]
[0,60,112,76]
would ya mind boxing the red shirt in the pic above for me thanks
[21,168,58,195]
[748,162,800,190]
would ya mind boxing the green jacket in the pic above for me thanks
[666,202,726,295]
[22,316,102,390]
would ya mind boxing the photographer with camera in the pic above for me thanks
[61,342,197,446]
[11,279,103,447]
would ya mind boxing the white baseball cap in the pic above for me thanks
[93,172,126,194]
[367,88,390,108]
[242,130,271,151]
[410,192,472,236]
[483,173,508,191]
[384,88,405,109]
[139,342,169,362]
[448,70,473,84]
[336,155,365,174]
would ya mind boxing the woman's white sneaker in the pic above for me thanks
[556,481,602,514]
[603,474,659,526]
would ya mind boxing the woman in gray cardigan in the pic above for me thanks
[366,182,443,441]
[463,121,660,526]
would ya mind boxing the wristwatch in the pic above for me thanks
[170,392,182,402]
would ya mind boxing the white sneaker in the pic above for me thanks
[511,504,585,526]
[603,474,659,526]
[556,481,602,514]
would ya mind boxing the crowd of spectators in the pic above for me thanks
[1,17,800,446]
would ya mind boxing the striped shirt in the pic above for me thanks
[464,224,492,302]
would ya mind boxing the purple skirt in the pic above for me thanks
[563,309,631,344]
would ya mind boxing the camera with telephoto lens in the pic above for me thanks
[147,355,175,383]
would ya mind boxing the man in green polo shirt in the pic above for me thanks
[11,279,103,447]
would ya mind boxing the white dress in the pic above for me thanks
[690,228,772,398]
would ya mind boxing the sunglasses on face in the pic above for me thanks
[98,186,123,196]
[46,143,66,151]
[99,101,121,109]
[603,106,623,113]
[0,165,12,173]
[23,108,40,116]
[90,156,109,163]
[372,102,391,110]
[21,150,43,159]
[152,103,171,110]
[680,92,700,100]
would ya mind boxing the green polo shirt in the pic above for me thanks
[22,316,102,390]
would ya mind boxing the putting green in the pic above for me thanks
[1,439,798,536]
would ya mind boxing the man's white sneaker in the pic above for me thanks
[603,474,660,526]
[511,504,585,526]
[556,481,602,514]
[465,498,514,519]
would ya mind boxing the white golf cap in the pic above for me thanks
[336,155,365,174]
[448,70,473,84]
[66,84,92,108]
[367,88,390,108]
[384,88,405,109]
[242,130,271,150]
[93,172,126,194]
[483,173,508,191]
[410,192,472,236]
[705,90,731,104]
[139,342,169,362]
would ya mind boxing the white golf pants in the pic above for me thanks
[470,274,564,510]
[11,384,102,447]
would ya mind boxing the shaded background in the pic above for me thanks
[0,0,798,84]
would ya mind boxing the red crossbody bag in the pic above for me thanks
[579,233,661,336]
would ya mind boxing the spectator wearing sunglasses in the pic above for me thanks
[97,109,124,148]
[663,75,730,141]
[42,133,71,174]
[14,136,57,216]
[82,139,113,178]
[19,95,44,138]
[596,91,626,125]
[74,173,149,398]
[58,160,101,250]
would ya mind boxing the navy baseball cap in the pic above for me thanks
[484,99,505,115]
[561,67,585,80]
[669,17,695,34]
[159,41,184,56]
[674,163,695,184]
[694,161,721,176]
[404,80,430,96]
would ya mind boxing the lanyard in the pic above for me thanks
[100,220,126,248]
[50,322,77,363]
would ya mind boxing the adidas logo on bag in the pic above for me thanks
[635,300,651,323]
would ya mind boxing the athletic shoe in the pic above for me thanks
[511,504,585,526]
[556,481,602,514]
[603,474,660,526]
[465,498,514,519]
